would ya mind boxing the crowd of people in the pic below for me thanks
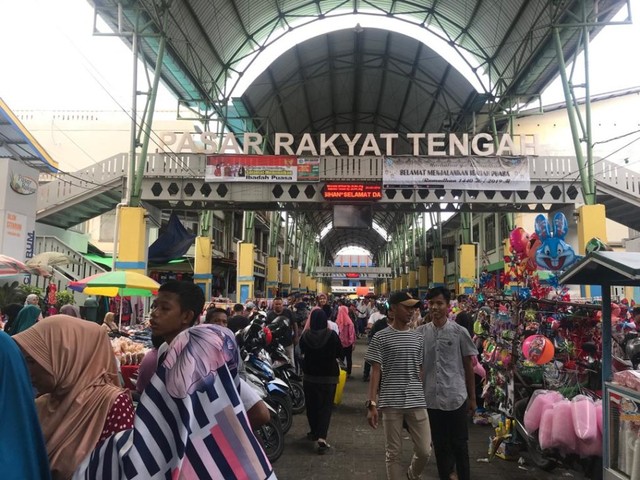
[0,281,567,480]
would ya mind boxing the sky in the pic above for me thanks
[1,0,639,112]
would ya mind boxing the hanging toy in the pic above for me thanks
[534,212,580,271]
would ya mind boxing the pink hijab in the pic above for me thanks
[335,305,355,347]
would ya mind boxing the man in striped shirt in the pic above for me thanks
[365,291,432,480]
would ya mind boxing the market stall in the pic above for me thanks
[560,251,640,480]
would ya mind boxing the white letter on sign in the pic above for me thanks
[275,133,295,155]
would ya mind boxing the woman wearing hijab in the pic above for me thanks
[2,302,23,333]
[335,305,356,376]
[74,323,276,480]
[59,304,81,318]
[13,315,134,480]
[8,303,42,335]
[0,330,51,480]
[299,309,342,454]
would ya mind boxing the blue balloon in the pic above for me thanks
[533,213,579,271]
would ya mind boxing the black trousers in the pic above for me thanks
[303,381,337,440]
[427,402,470,480]
[342,345,353,375]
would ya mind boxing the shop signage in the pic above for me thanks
[383,156,531,190]
[322,183,382,201]
[162,131,538,156]
[10,173,37,195]
[205,155,319,182]
[345,272,361,278]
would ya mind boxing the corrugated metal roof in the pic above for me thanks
[0,98,58,172]
[88,0,628,258]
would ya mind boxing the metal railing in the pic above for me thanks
[36,153,640,216]
[27,236,107,297]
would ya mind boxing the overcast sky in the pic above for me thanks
[0,0,638,113]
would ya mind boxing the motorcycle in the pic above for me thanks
[269,342,305,414]
[245,351,294,434]
[244,373,285,463]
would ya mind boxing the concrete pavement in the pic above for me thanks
[273,337,590,480]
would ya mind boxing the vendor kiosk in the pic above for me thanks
[560,251,640,480]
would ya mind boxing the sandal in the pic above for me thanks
[317,440,330,454]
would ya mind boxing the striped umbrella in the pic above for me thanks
[0,254,33,276]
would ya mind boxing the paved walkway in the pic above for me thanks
[273,337,589,480]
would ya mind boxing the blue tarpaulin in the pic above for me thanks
[148,212,196,264]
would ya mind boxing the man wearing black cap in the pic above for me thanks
[365,291,431,480]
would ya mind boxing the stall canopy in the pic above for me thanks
[559,251,640,286]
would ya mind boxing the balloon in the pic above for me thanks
[522,334,555,365]
[510,227,529,257]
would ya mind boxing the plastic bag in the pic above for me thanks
[551,400,578,454]
[539,407,555,450]
[571,395,598,441]
[577,434,602,457]
[524,390,564,432]
[595,399,603,434]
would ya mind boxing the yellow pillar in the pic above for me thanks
[300,272,307,292]
[291,268,300,293]
[194,236,212,301]
[408,270,417,289]
[266,256,279,298]
[379,280,388,295]
[316,280,325,294]
[401,273,408,289]
[116,206,147,274]
[236,243,254,303]
[311,278,318,293]
[431,258,445,287]
[458,244,476,295]
[577,204,608,252]
[281,264,291,296]
[577,204,608,299]
[418,265,428,297]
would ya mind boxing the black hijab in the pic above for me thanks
[303,309,332,348]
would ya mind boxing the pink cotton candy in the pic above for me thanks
[571,395,598,441]
[552,400,578,454]
[539,408,556,450]
[595,400,603,434]
[577,434,602,457]
[524,390,564,433]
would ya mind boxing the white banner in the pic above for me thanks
[383,156,531,190]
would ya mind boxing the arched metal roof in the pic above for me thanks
[90,0,628,258]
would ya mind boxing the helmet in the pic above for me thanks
[250,310,268,326]
[267,315,291,342]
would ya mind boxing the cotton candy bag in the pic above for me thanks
[539,407,556,450]
[552,400,578,454]
[571,395,598,441]
[524,390,564,432]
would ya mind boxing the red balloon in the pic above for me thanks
[510,227,529,257]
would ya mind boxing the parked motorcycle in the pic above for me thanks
[244,373,285,463]
[268,342,305,414]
